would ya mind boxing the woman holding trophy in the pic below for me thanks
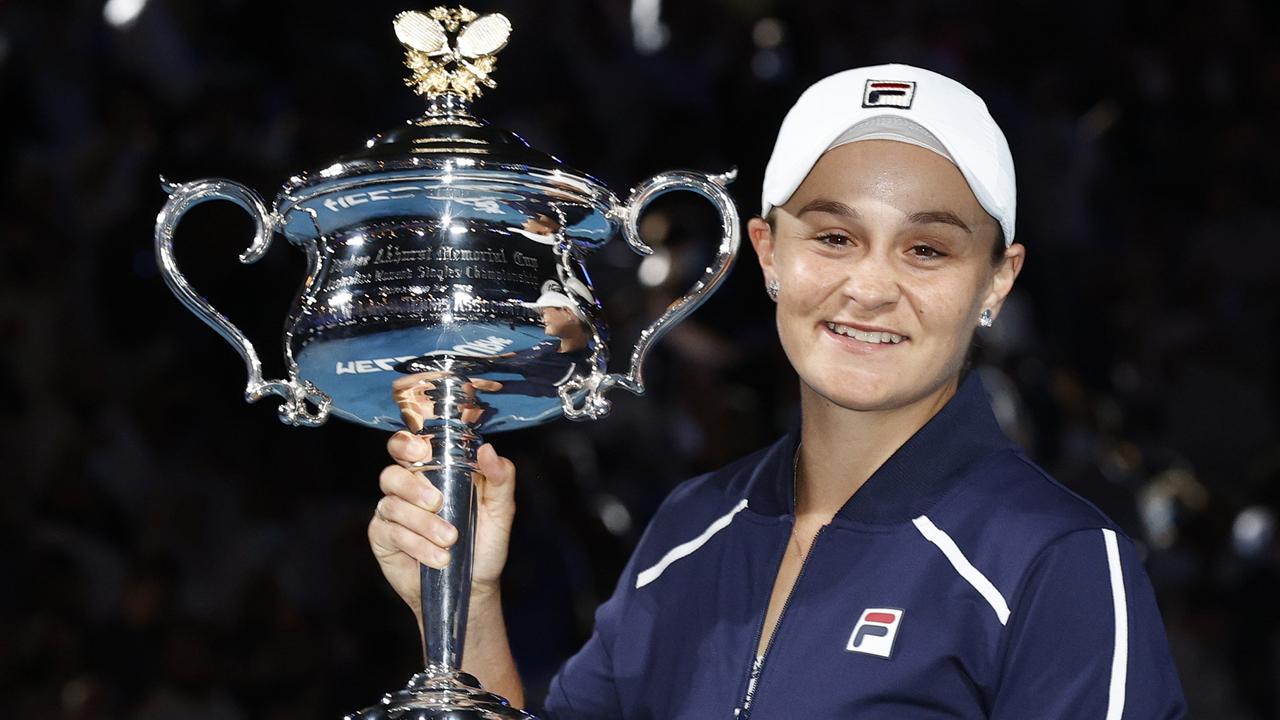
[368,64,1187,718]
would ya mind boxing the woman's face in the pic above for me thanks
[749,139,1024,412]
[541,306,576,337]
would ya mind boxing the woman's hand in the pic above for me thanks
[367,432,518,624]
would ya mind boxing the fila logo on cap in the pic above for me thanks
[863,80,916,109]
[846,607,904,659]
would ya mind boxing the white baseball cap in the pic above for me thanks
[531,279,592,322]
[536,289,580,311]
[761,63,1017,246]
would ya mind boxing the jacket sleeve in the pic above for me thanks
[537,484,684,719]
[989,528,1187,719]
[537,560,631,720]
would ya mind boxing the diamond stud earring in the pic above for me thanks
[767,280,780,302]
[979,309,993,327]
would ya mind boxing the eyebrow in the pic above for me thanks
[797,199,972,234]
[797,198,859,218]
[908,210,972,234]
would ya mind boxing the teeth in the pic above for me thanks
[826,322,904,344]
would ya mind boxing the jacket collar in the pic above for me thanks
[746,370,1014,525]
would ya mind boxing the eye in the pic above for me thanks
[815,232,851,247]
[909,244,947,260]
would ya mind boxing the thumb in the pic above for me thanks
[476,443,517,507]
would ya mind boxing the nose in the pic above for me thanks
[841,251,901,310]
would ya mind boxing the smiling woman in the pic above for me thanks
[368,63,1188,718]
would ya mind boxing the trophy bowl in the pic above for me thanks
[154,5,739,718]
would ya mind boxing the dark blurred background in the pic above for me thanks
[3,0,1279,717]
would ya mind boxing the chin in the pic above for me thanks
[803,368,906,412]
[800,349,963,411]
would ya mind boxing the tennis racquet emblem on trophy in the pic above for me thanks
[154,6,739,718]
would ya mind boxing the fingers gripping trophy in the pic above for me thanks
[153,6,739,719]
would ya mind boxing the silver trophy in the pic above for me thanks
[154,6,739,718]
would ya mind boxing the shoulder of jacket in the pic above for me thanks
[664,446,771,512]
[939,447,1122,537]
[631,439,779,549]
[914,448,1141,606]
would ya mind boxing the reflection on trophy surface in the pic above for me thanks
[154,4,739,718]
[393,368,500,433]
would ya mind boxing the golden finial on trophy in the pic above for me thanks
[393,6,512,101]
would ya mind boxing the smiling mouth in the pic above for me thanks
[824,322,907,345]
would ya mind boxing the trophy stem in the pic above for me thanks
[415,380,482,673]
[351,361,535,718]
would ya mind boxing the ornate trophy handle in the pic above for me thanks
[560,169,740,419]
[154,177,331,427]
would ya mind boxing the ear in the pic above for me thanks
[748,217,777,285]
[979,242,1026,321]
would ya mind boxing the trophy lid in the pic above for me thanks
[275,6,618,246]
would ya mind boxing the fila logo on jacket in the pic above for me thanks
[847,608,905,659]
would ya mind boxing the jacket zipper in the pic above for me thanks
[734,524,828,718]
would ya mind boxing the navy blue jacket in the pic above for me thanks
[540,372,1187,718]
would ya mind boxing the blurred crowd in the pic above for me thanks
[2,0,1279,717]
